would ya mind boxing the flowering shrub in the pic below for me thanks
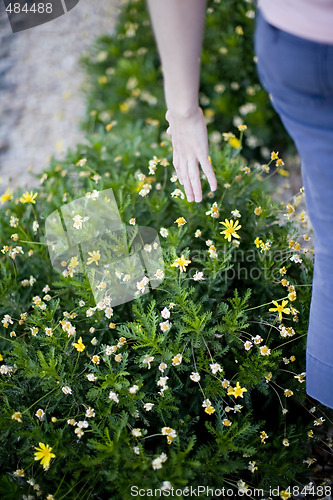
[1,117,332,499]
[80,0,292,162]
[1,1,332,497]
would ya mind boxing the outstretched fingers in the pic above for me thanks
[172,151,183,185]
[199,155,218,193]
[165,107,217,202]
[188,158,202,202]
[180,160,195,202]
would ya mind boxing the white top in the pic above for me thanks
[258,0,333,44]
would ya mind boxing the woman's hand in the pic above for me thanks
[146,0,212,202]
[165,107,217,203]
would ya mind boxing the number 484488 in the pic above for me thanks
[6,3,53,14]
[285,485,332,497]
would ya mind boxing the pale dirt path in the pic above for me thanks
[0,0,120,191]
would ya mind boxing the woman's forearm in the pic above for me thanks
[146,0,216,203]
[146,0,207,117]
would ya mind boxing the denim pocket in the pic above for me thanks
[255,9,324,106]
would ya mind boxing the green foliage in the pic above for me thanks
[0,118,329,497]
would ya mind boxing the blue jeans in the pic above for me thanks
[255,9,333,409]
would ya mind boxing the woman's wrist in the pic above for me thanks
[166,105,202,121]
[164,82,200,120]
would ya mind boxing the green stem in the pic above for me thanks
[243,296,289,313]
[53,472,67,497]
[22,387,58,414]
[72,351,80,375]
[161,163,168,192]
[143,433,163,440]
[0,335,16,344]
[243,300,274,313]
[18,240,48,246]
[272,333,307,350]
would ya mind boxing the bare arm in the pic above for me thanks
[147,0,217,203]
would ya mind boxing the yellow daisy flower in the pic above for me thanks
[170,254,191,273]
[260,431,268,443]
[119,102,129,113]
[174,217,187,227]
[69,256,79,269]
[72,336,85,352]
[227,381,247,399]
[219,219,242,242]
[1,187,13,204]
[106,121,117,131]
[229,137,241,149]
[269,300,291,321]
[278,167,289,177]
[34,443,56,470]
[19,191,38,204]
[86,250,101,266]
[254,236,263,248]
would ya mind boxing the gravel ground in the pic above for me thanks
[0,0,120,191]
